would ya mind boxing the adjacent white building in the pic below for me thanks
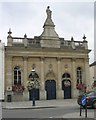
[90,61,96,89]
[0,40,4,100]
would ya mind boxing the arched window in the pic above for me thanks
[62,73,71,79]
[29,72,39,80]
[77,67,82,84]
[14,66,21,85]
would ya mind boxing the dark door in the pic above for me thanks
[62,79,71,99]
[29,88,39,100]
[45,80,56,100]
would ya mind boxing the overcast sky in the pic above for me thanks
[0,2,94,63]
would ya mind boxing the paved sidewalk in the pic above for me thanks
[62,112,95,118]
[2,99,78,109]
[1,99,95,118]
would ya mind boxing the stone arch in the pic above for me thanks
[45,70,56,100]
[62,72,71,99]
[62,72,71,79]
[28,72,40,100]
[29,72,39,80]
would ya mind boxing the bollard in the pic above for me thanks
[80,105,82,116]
[85,101,87,118]
[32,97,35,106]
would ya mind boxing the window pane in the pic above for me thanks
[18,80,21,85]
[14,80,17,85]
[14,66,21,85]
[77,67,82,84]
[14,75,17,79]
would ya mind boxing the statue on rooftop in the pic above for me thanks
[46,6,52,19]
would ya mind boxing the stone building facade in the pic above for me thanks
[5,7,91,101]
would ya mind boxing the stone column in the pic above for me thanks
[23,57,29,101]
[72,58,78,98]
[6,56,13,101]
[57,57,63,99]
[6,56,12,86]
[84,58,91,91]
[23,57,28,86]
[40,57,46,100]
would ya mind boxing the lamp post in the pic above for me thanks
[26,67,40,106]
[31,68,36,106]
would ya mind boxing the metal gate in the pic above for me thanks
[45,80,56,100]
[62,79,71,99]
[29,88,39,100]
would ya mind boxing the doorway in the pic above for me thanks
[45,80,56,100]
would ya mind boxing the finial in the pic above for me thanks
[7,28,12,38]
[8,28,12,35]
[83,34,86,41]
[71,36,74,41]
[46,6,52,18]
[24,33,27,38]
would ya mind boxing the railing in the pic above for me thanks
[10,37,85,49]
[74,41,84,47]
[63,41,71,46]
[12,37,23,44]
[61,40,84,48]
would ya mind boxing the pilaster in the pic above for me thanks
[6,56,13,87]
[57,57,62,89]
[23,57,29,101]
[57,57,63,99]
[5,56,13,101]
[72,58,78,98]
[40,57,46,100]
[23,57,28,86]
[84,58,91,91]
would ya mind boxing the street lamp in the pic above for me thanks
[26,67,40,106]
[31,67,36,106]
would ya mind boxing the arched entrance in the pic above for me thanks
[62,73,71,99]
[62,79,71,99]
[45,80,56,100]
[28,72,40,100]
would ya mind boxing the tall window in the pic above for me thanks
[77,67,82,84]
[14,66,21,85]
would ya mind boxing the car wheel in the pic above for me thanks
[92,101,96,109]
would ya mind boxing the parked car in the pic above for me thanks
[77,91,96,108]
